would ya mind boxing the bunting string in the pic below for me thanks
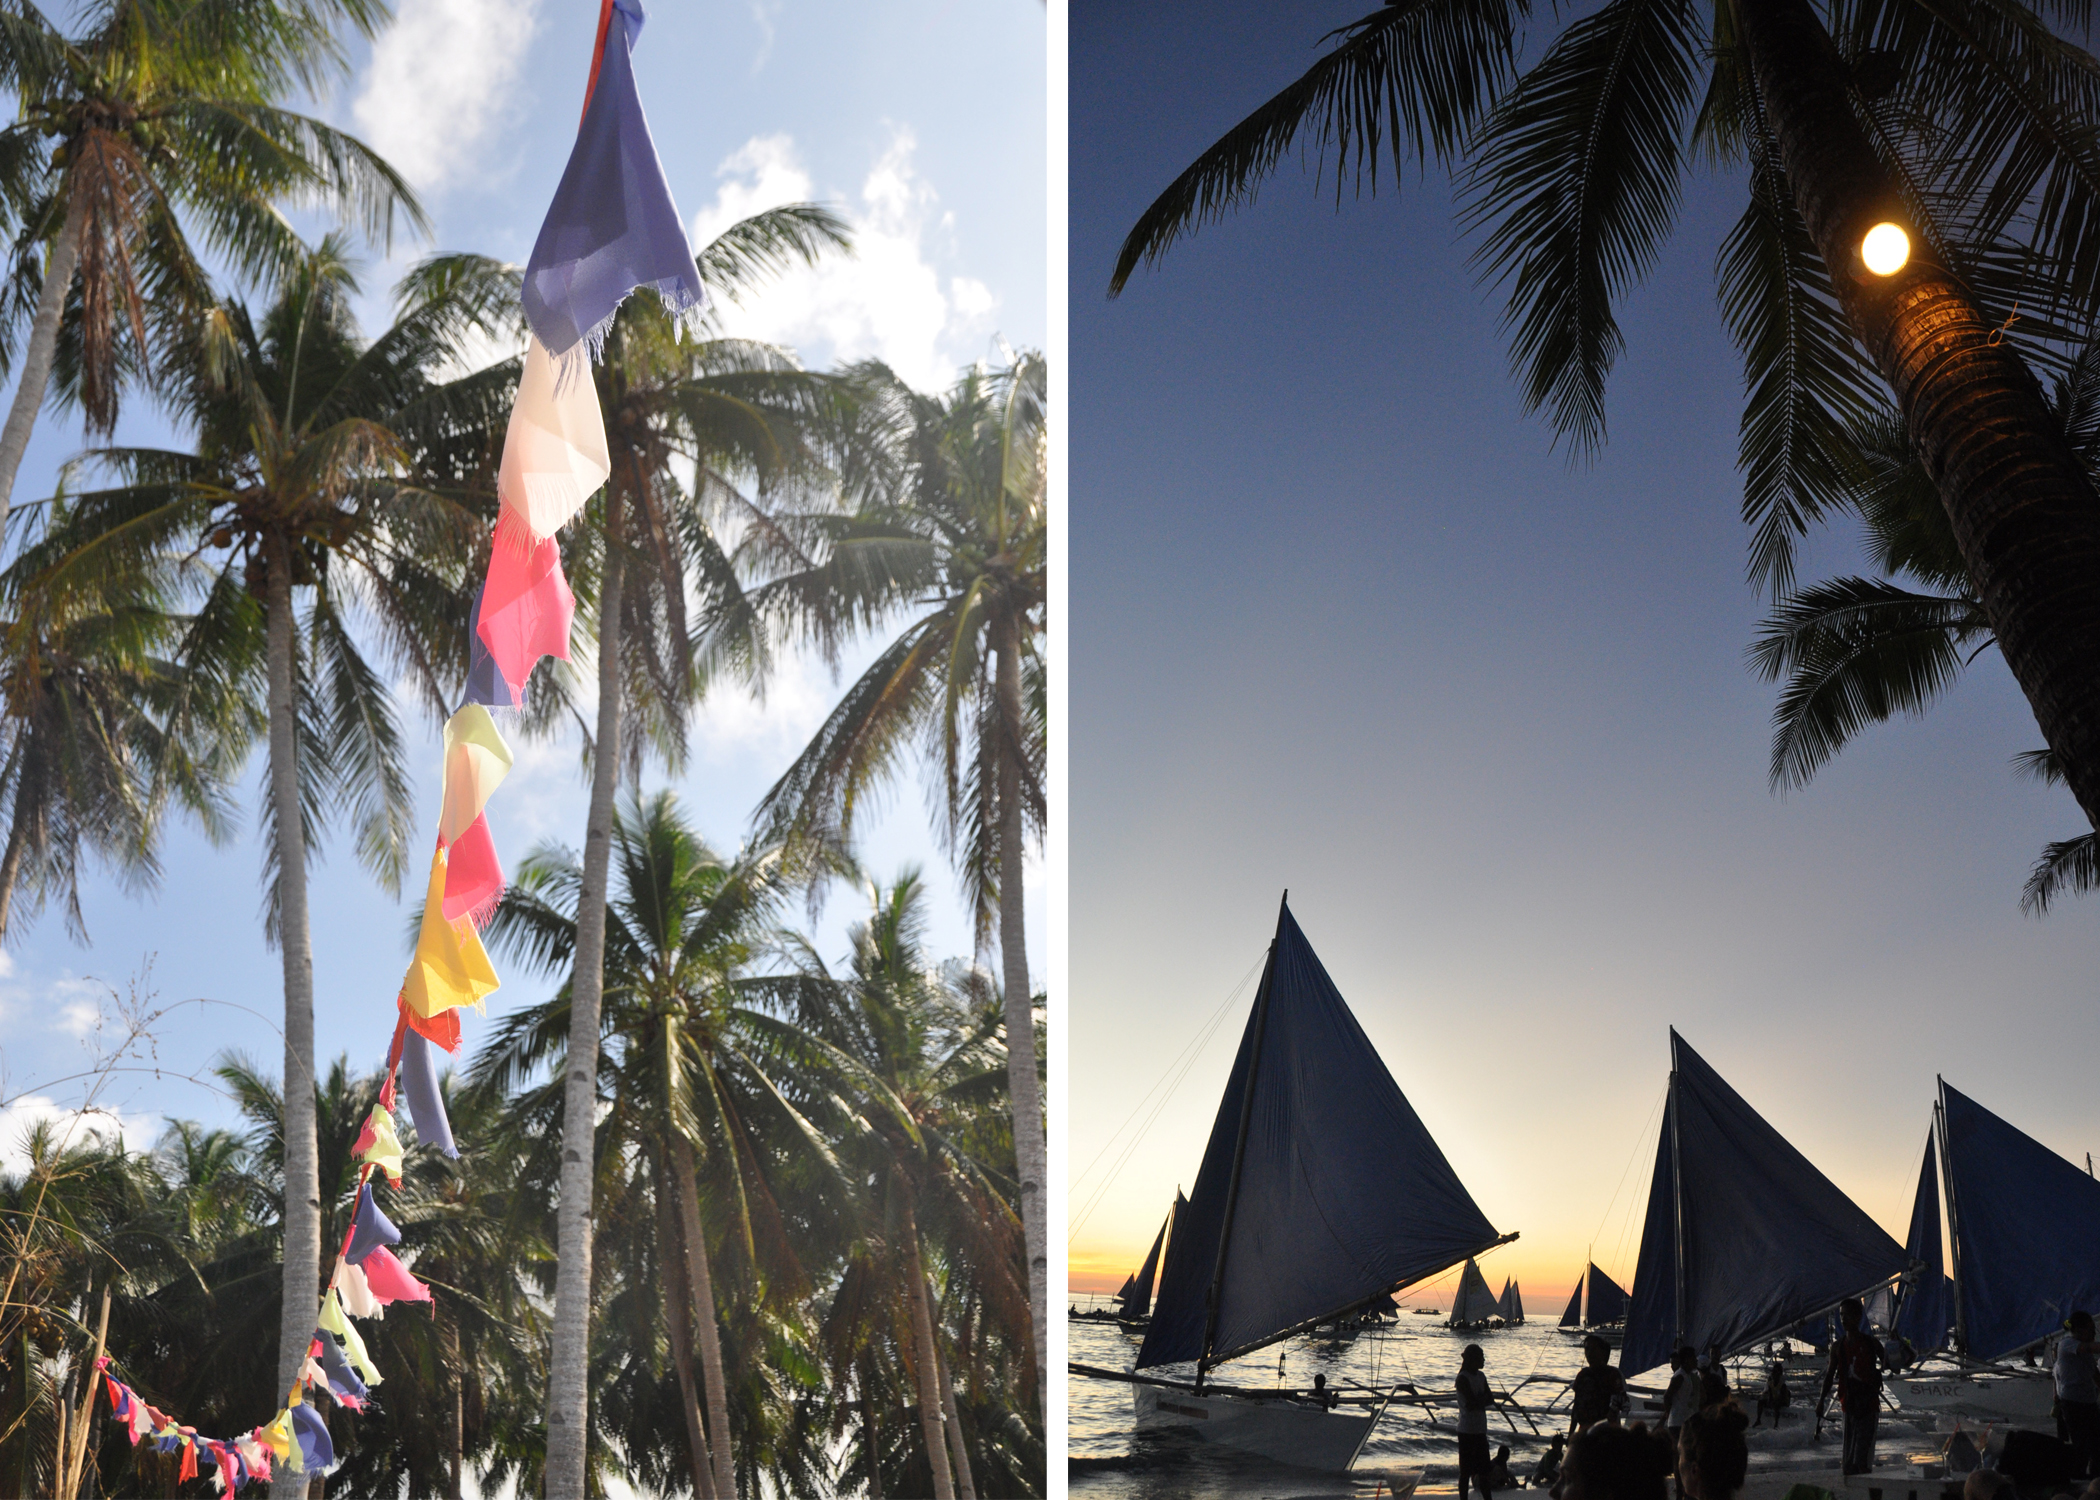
[89,0,702,1486]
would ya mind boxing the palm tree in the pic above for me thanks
[1107,0,2100,836]
[1749,346,2100,913]
[0,0,426,527]
[0,501,251,943]
[746,354,1049,1401]
[787,870,1036,1499]
[416,204,853,1496]
[476,789,852,1499]
[35,237,509,1440]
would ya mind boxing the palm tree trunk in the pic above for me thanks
[0,190,84,532]
[898,1195,956,1500]
[657,1170,719,1500]
[669,1133,738,1500]
[441,1319,464,1500]
[544,526,623,1498]
[862,1356,883,1500]
[1738,0,2100,828]
[265,529,321,1500]
[991,612,1045,1400]
[931,1276,977,1500]
[0,758,37,940]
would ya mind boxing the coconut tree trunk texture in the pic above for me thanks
[991,613,1045,1400]
[443,1320,464,1500]
[898,1195,956,1500]
[669,1133,738,1500]
[263,531,322,1500]
[544,528,623,1498]
[861,1356,883,1500]
[656,1169,719,1500]
[1738,0,2100,829]
[0,767,36,941]
[0,190,84,532]
[931,1277,977,1500]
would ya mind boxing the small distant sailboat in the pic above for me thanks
[1621,1031,1906,1377]
[1072,897,1517,1471]
[1498,1278,1524,1327]
[1449,1259,1503,1329]
[1116,1196,1180,1326]
[1556,1262,1629,1340]
[1886,1080,2100,1422]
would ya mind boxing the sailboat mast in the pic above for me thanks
[1196,893,1286,1390]
[1581,1248,1591,1327]
[1936,1082,1966,1356]
[1669,1054,1687,1354]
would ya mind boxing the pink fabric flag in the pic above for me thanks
[475,533,573,695]
[442,813,504,926]
[359,1245,434,1305]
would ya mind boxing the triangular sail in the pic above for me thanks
[1136,901,1507,1371]
[1450,1259,1501,1326]
[1941,1080,2100,1360]
[1622,1031,1905,1376]
[1584,1263,1628,1324]
[1894,1132,1951,1353]
[1120,1207,1171,1319]
[1498,1279,1524,1324]
[1559,1276,1583,1327]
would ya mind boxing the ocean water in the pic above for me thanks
[1068,1308,1942,1500]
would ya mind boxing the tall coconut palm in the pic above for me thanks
[786,870,1036,1498]
[0,0,425,527]
[476,789,853,1499]
[745,354,1049,1401]
[1107,0,2100,836]
[0,500,252,944]
[1749,342,2100,914]
[32,237,510,1456]
[417,203,854,1497]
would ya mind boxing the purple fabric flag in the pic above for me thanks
[521,0,704,372]
[316,1335,367,1405]
[290,1404,335,1475]
[345,1184,402,1264]
[402,1025,458,1158]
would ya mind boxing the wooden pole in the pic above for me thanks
[67,1285,110,1496]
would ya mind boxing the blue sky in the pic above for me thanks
[1067,0,2099,1300]
[0,0,1046,1164]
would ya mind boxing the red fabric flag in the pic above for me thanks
[441,812,504,926]
[178,1437,199,1483]
[401,994,462,1053]
[475,533,573,694]
[359,1245,434,1305]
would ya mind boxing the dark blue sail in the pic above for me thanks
[1136,901,1506,1370]
[1895,1133,1951,1353]
[1942,1081,2100,1360]
[1120,1205,1171,1319]
[1560,1281,1583,1327]
[1622,1032,1905,1376]
[1585,1264,1629,1324]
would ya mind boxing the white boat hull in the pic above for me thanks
[1889,1373,2055,1423]
[1133,1383,1378,1470]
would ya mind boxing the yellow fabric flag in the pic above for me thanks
[439,705,513,847]
[261,1410,297,1470]
[402,847,500,1018]
[318,1289,381,1386]
[356,1106,404,1187]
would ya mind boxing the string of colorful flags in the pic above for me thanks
[93,0,704,1487]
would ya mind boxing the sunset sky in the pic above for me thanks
[1068,0,2100,1303]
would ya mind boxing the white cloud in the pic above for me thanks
[351,0,543,192]
[689,130,1002,392]
[690,646,837,768]
[0,1095,157,1176]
